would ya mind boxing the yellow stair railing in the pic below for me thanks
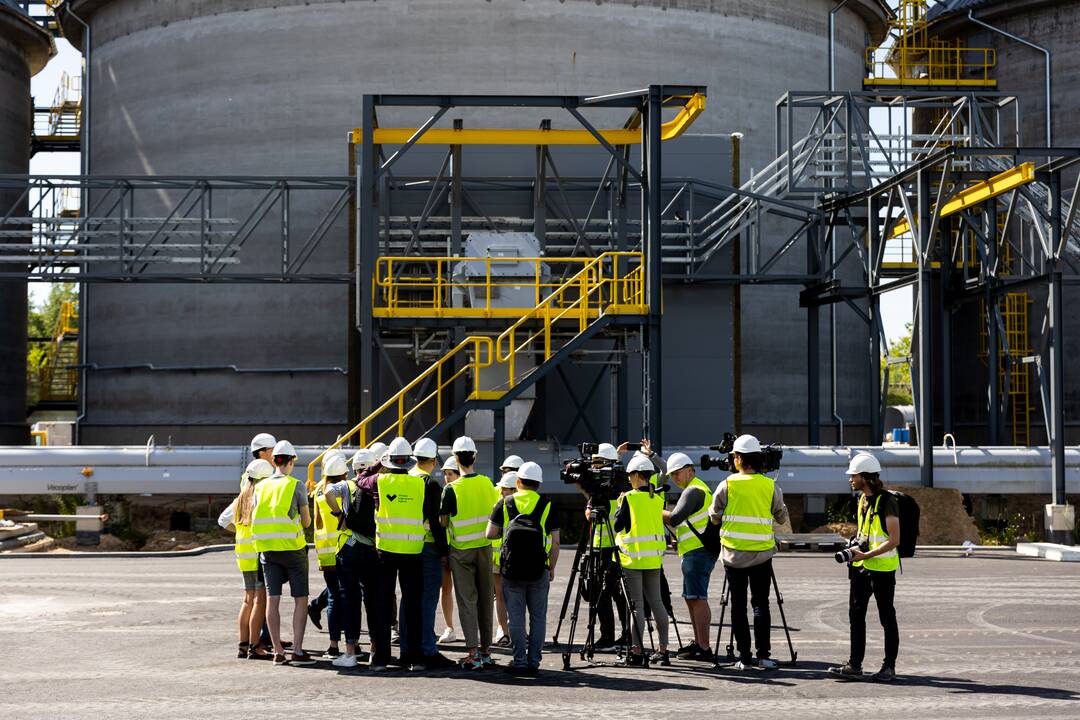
[38,299,80,403]
[307,251,647,486]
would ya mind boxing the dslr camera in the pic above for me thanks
[561,442,630,504]
[700,432,784,473]
[834,538,870,563]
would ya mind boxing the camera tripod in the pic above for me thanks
[712,564,798,667]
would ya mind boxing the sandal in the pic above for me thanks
[237,642,250,659]
[494,635,511,648]
[247,644,272,660]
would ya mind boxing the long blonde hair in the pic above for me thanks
[234,476,258,527]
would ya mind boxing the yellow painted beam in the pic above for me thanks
[888,162,1035,240]
[864,78,997,88]
[351,93,705,146]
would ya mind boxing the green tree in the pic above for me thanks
[882,322,913,406]
[27,285,78,396]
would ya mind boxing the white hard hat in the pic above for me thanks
[413,437,439,460]
[350,448,375,471]
[732,434,762,454]
[666,452,693,473]
[245,458,274,481]
[846,452,882,475]
[272,440,297,458]
[367,442,388,460]
[593,443,619,462]
[517,461,543,484]
[627,454,654,474]
[500,454,524,470]
[250,433,276,453]
[323,454,349,478]
[452,436,477,453]
[498,471,519,489]
[384,436,413,468]
[442,455,460,473]
[324,448,348,465]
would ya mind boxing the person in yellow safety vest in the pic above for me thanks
[305,448,350,635]
[218,458,274,659]
[663,452,716,661]
[707,433,789,671]
[439,435,499,670]
[491,471,518,647]
[308,453,350,660]
[613,454,670,666]
[437,455,460,645]
[829,452,901,683]
[367,436,441,672]
[581,442,628,652]
[404,437,455,669]
[324,447,377,668]
[485,461,560,676]
[251,440,314,666]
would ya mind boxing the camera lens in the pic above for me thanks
[834,549,851,563]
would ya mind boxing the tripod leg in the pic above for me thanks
[771,567,798,666]
[553,522,590,645]
[713,570,729,662]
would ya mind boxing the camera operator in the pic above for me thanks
[828,452,900,682]
[583,442,629,652]
[662,452,715,661]
[707,434,788,671]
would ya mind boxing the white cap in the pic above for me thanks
[592,443,619,462]
[350,448,376,471]
[245,458,274,480]
[627,454,654,474]
[442,456,459,473]
[452,436,477,453]
[413,437,439,460]
[272,440,297,458]
[384,437,413,468]
[323,454,349,478]
[846,452,882,475]
[500,454,524,470]
[368,442,388,461]
[666,452,694,473]
[250,433,277,453]
[517,461,543,483]
[732,434,762,454]
[498,471,519,489]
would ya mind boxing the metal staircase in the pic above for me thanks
[34,300,79,406]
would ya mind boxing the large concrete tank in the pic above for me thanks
[0,2,53,445]
[60,0,888,446]
[925,0,1080,444]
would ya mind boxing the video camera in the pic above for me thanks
[560,442,630,503]
[700,432,784,473]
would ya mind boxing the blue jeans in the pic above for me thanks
[502,573,550,668]
[336,539,379,646]
[321,569,342,643]
[399,543,444,657]
[680,548,717,599]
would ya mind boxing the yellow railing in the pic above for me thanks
[37,300,80,403]
[307,251,647,487]
[865,46,996,87]
[374,255,644,319]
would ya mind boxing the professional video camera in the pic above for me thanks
[699,432,784,473]
[560,442,630,503]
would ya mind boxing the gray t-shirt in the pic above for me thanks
[708,476,789,569]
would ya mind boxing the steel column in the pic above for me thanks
[807,222,821,445]
[916,170,934,487]
[644,87,663,450]
[358,95,378,421]
[1048,172,1066,506]
[493,407,506,482]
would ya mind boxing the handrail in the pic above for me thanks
[350,93,705,146]
[305,336,493,488]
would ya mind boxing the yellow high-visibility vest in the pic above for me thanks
[617,490,666,570]
[447,474,497,550]
[719,473,775,552]
[375,472,426,554]
[674,477,711,556]
[854,493,900,572]
[251,474,306,553]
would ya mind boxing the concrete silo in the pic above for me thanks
[0,1,53,444]
[58,0,889,446]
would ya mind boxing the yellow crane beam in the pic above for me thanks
[889,162,1035,240]
[350,93,705,146]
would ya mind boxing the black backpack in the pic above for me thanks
[341,482,376,539]
[500,496,551,582]
[869,490,920,560]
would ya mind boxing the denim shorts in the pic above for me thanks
[241,564,265,592]
[261,549,309,597]
[680,548,717,599]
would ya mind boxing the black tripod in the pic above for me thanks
[552,505,643,669]
[713,564,798,666]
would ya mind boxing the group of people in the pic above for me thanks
[219,433,559,675]
[219,432,901,681]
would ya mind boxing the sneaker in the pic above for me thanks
[495,634,512,648]
[289,651,316,666]
[675,643,698,659]
[757,657,779,670]
[594,638,618,653]
[408,662,427,672]
[332,653,358,668]
[733,658,752,671]
[438,627,457,644]
[391,630,400,646]
[322,646,342,659]
[368,662,389,673]
[625,652,646,667]
[423,652,457,670]
[827,662,864,680]
[272,652,289,666]
[649,650,670,666]
[459,654,484,671]
[480,654,496,667]
[503,664,530,676]
[307,603,323,631]
[872,664,896,682]
[354,651,371,663]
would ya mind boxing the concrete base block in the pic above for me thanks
[1016,542,1080,562]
